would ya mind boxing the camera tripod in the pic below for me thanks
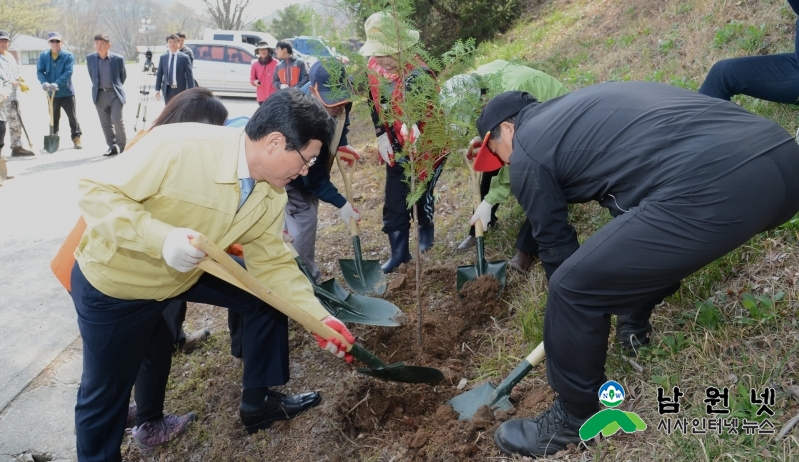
[134,56,158,131]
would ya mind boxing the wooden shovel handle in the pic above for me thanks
[335,153,359,237]
[463,147,484,238]
[189,235,352,350]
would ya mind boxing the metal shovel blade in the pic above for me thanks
[44,130,59,153]
[340,235,386,296]
[448,342,545,420]
[456,235,507,296]
[350,343,443,384]
[319,278,403,326]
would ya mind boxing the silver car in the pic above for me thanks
[185,40,257,95]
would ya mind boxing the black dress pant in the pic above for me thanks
[382,156,447,233]
[0,120,5,152]
[53,95,81,138]
[545,141,799,404]
[70,255,290,462]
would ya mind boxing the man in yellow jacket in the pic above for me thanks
[70,90,352,461]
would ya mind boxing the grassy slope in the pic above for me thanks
[467,0,799,460]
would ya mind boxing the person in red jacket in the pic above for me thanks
[250,41,277,105]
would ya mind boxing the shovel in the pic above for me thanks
[336,152,386,296]
[448,341,545,420]
[44,89,59,153]
[456,151,506,295]
[190,235,442,384]
[286,242,403,327]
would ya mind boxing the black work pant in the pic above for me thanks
[53,95,82,139]
[70,256,290,462]
[545,141,799,404]
[699,17,799,103]
[382,157,446,233]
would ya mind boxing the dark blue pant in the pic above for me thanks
[71,258,290,462]
[699,18,799,103]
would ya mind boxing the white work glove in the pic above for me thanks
[280,84,289,89]
[462,136,482,161]
[339,201,361,225]
[469,200,494,232]
[282,230,294,243]
[376,132,394,166]
[41,83,50,91]
[162,227,206,272]
[400,123,420,145]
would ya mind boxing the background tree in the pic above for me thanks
[202,0,252,30]
[161,3,210,40]
[267,4,313,39]
[64,0,103,64]
[1,0,57,41]
[101,0,159,60]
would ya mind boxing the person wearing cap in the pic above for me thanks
[359,11,447,272]
[175,32,194,64]
[283,60,361,282]
[250,41,277,105]
[37,31,82,149]
[273,41,308,91]
[441,60,568,273]
[473,83,799,457]
[0,30,34,157]
[87,33,127,157]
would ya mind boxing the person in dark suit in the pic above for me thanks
[155,34,194,104]
[86,33,127,156]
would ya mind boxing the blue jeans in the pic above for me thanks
[699,18,799,103]
[71,258,290,462]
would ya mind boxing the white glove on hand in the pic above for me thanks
[282,230,294,243]
[469,200,494,232]
[400,123,420,145]
[376,133,394,166]
[339,201,361,225]
[280,84,289,89]
[162,227,206,272]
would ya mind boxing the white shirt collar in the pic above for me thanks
[237,130,250,180]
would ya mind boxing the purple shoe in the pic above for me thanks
[126,412,198,455]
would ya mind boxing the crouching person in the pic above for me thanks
[71,89,355,461]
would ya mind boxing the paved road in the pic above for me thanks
[0,62,257,461]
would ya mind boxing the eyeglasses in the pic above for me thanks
[296,149,317,168]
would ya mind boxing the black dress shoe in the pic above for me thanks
[240,389,321,434]
[616,307,654,351]
[494,397,597,457]
[103,144,119,157]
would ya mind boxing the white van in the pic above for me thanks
[202,29,277,47]
[185,40,257,95]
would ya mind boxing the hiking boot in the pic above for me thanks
[126,412,198,455]
[381,230,411,273]
[72,137,82,149]
[616,308,654,351]
[494,396,598,457]
[240,389,321,434]
[11,146,34,157]
[418,225,434,252]
[180,328,210,353]
[456,235,476,251]
[508,250,534,273]
[126,402,137,428]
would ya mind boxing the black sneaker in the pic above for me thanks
[103,144,119,157]
[494,397,597,457]
[240,389,321,434]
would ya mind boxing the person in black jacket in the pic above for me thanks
[471,84,799,457]
[284,61,361,282]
